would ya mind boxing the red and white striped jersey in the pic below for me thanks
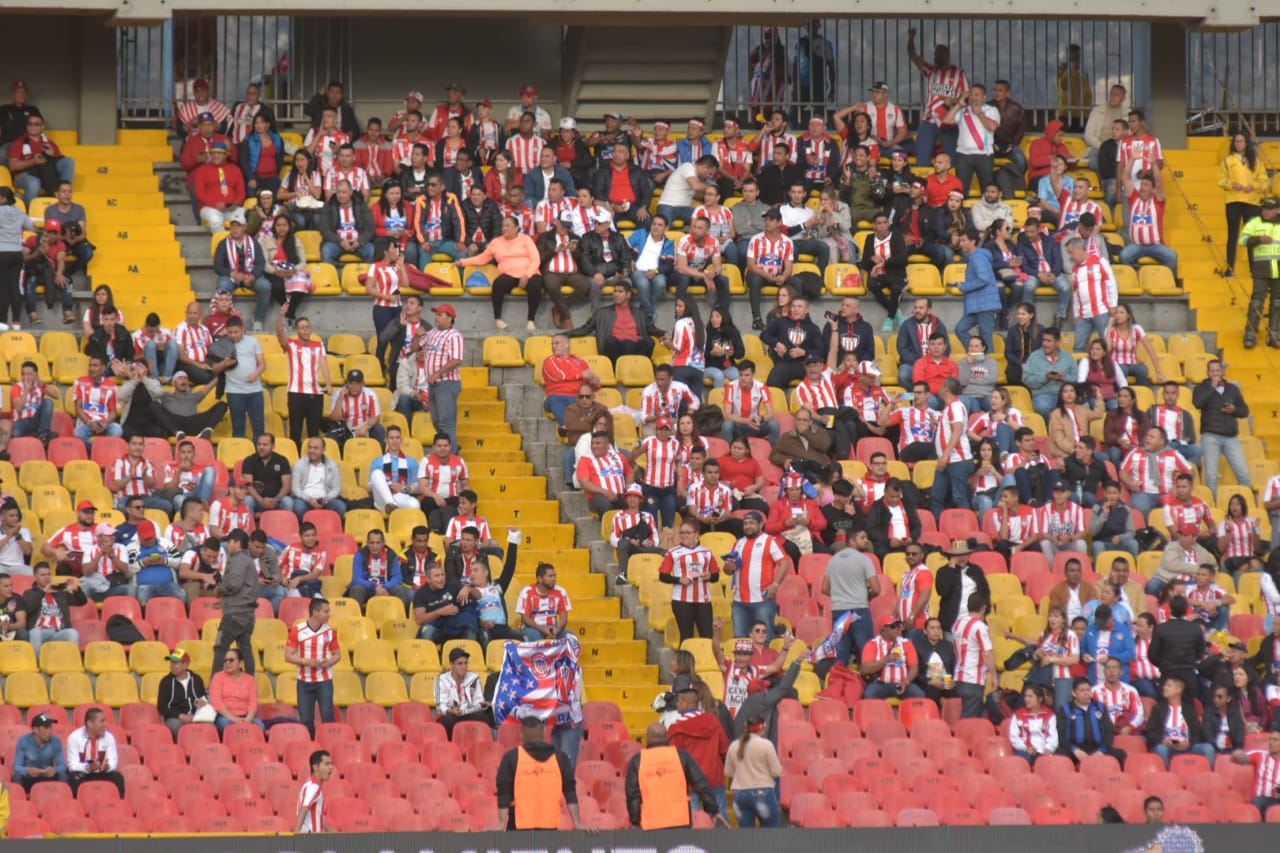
[46,523,96,560]
[1105,325,1146,366]
[1264,475,1280,508]
[754,132,797,164]
[968,408,1025,440]
[854,475,888,514]
[1127,192,1166,246]
[722,661,764,717]
[1149,405,1189,443]
[921,64,969,125]
[676,234,720,271]
[132,326,171,355]
[1118,134,1163,181]
[641,381,698,421]
[1112,414,1143,452]
[670,317,705,370]
[179,99,232,132]
[1131,637,1160,680]
[1121,448,1192,495]
[73,376,118,424]
[1009,708,1058,754]
[1037,501,1085,539]
[1072,255,1117,319]
[10,382,47,421]
[845,385,891,424]
[1188,582,1229,608]
[746,233,794,277]
[1039,631,1080,680]
[724,378,769,419]
[1161,496,1214,532]
[952,615,992,684]
[1161,705,1190,741]
[322,165,370,197]
[577,450,630,495]
[636,136,678,172]
[111,455,155,497]
[638,435,681,488]
[163,520,209,551]
[516,584,572,628]
[1057,195,1103,233]
[1093,681,1145,729]
[209,497,255,534]
[534,197,576,232]
[280,545,330,579]
[416,195,449,241]
[897,565,933,629]
[1006,450,1051,471]
[445,514,491,543]
[688,481,734,518]
[544,231,579,274]
[731,533,788,604]
[849,101,908,143]
[1245,750,1280,799]
[995,504,1039,545]
[333,388,380,429]
[366,261,402,308]
[287,620,340,683]
[692,206,734,245]
[303,128,350,171]
[609,509,657,547]
[891,406,940,452]
[1218,516,1261,559]
[421,327,463,382]
[437,140,465,170]
[392,133,431,166]
[331,204,361,241]
[712,139,753,180]
[285,337,327,395]
[799,134,839,182]
[33,592,63,630]
[296,776,325,833]
[420,453,469,498]
[401,547,439,589]
[796,371,838,411]
[180,548,226,586]
[863,635,916,684]
[935,399,972,463]
[504,134,545,174]
[658,545,720,604]
[81,542,128,582]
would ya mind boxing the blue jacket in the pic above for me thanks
[959,248,1002,313]
[240,129,286,181]
[351,547,405,591]
[626,229,675,276]
[1015,232,1065,277]
[1083,620,1135,684]
[522,166,576,207]
[677,137,713,165]
[12,732,67,781]
[896,315,950,366]
[366,454,419,493]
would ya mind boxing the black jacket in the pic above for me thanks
[757,163,805,207]
[891,202,939,248]
[1062,454,1109,498]
[87,325,137,364]
[1148,618,1207,686]
[822,316,875,365]
[858,231,908,283]
[443,166,486,202]
[569,304,666,355]
[1145,698,1206,748]
[912,635,957,690]
[1192,379,1249,439]
[1005,322,1046,370]
[496,741,578,823]
[897,315,950,367]
[535,230,583,275]
[761,315,823,364]
[304,95,360,138]
[591,164,654,214]
[1250,632,1280,680]
[1201,701,1246,752]
[935,563,993,631]
[1198,653,1257,693]
[866,498,922,559]
[579,230,634,279]
[157,672,207,721]
[318,199,376,246]
[458,199,503,247]
[1057,699,1116,755]
[21,584,87,629]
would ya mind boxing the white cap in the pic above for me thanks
[559,117,577,130]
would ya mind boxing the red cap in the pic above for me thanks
[520,84,538,96]
[655,416,673,429]
[137,520,158,541]
[477,98,493,108]
[879,613,904,628]
[431,304,457,318]
[1178,523,1199,536]
[193,78,210,90]
[76,500,96,512]
[43,219,60,232]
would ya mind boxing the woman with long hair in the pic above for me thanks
[985,218,1029,322]
[724,713,783,828]
[364,238,405,368]
[259,214,310,326]
[1219,130,1268,276]
[719,437,769,513]
[484,150,517,203]
[81,283,120,339]
[1008,684,1058,765]
[1006,604,1080,709]
[240,112,284,196]
[1217,493,1263,577]
[667,296,706,395]
[932,190,971,261]
[1048,381,1104,459]
[674,412,706,468]
[1104,302,1165,385]
[1036,154,1074,226]
[969,437,1003,516]
[373,182,418,269]
[704,307,743,389]
[1076,339,1126,410]
[435,116,469,170]
[1101,385,1147,465]
[968,385,1024,455]
[278,149,324,229]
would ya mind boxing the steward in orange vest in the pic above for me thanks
[625,723,728,829]
[496,716,582,830]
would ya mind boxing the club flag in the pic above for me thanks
[808,611,858,663]
[493,634,584,727]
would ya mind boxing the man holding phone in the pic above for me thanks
[65,707,124,797]
[1023,327,1077,419]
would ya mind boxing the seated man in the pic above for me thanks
[329,368,385,447]
[861,615,925,699]
[1001,427,1060,507]
[1120,170,1178,279]
[319,180,376,264]
[8,113,75,205]
[193,142,245,231]
[516,563,572,642]
[290,437,348,522]
[11,713,68,793]
[720,360,780,444]
[1038,483,1087,560]
[367,425,420,513]
[640,364,699,434]
[992,486,1040,561]
[65,708,124,797]
[671,215,730,315]
[278,522,328,601]
[21,224,75,325]
[346,529,411,609]
[176,535,222,603]
[72,355,123,449]
[212,212,270,327]
[778,182,831,269]
[1056,676,1126,767]
[412,564,479,642]
[541,333,599,425]
[106,434,170,512]
[744,209,795,331]
[577,432,634,516]
[241,434,300,516]
[21,563,85,656]
[1118,427,1193,515]
[434,646,492,737]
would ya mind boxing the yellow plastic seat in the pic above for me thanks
[295,230,322,262]
[483,335,525,367]
[61,459,103,494]
[5,671,49,707]
[340,263,371,295]
[50,671,95,706]
[441,639,486,672]
[616,355,655,387]
[364,671,410,707]
[396,639,440,674]
[83,641,129,675]
[18,460,59,491]
[679,638,717,671]
[344,509,386,537]
[524,336,553,366]
[332,670,365,706]
[129,641,172,675]
[908,264,944,295]
[308,263,341,296]
[1140,265,1180,295]
[352,638,399,674]
[343,354,385,386]
[53,352,89,385]
[262,353,290,387]
[327,333,366,357]
[39,640,84,674]
[1113,265,1142,296]
[409,672,438,705]
[95,671,141,707]
[217,437,255,465]
[335,616,377,646]
[825,263,864,295]
[0,642,38,674]
[251,619,288,652]
[584,355,616,387]
[379,618,419,644]
[365,595,406,625]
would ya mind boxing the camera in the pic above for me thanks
[823,311,838,321]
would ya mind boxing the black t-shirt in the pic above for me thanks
[413,580,464,613]
[820,503,862,546]
[242,452,291,497]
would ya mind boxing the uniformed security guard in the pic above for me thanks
[495,715,583,831]
[625,722,729,829]
[1241,197,1280,348]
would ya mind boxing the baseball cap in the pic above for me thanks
[448,647,470,663]
[198,112,217,124]
[733,639,754,654]
[31,713,54,728]
[624,484,644,498]
[803,353,825,365]
[1178,523,1199,536]
[655,416,673,430]
[558,209,576,226]
[879,614,903,628]
[405,90,424,103]
[347,369,365,384]
[165,651,191,664]
[94,522,116,537]
[520,84,538,96]
[193,78,210,90]
[209,140,228,152]
[595,208,614,224]
[443,82,466,93]
[856,360,881,377]
[226,210,246,226]
[1262,197,1280,210]
[76,500,96,512]
[137,519,158,541]
[870,81,890,92]
[603,111,624,121]
[172,370,189,382]
[559,117,577,131]
[43,219,61,232]
[763,208,783,221]
[1052,481,1071,491]
[432,304,457,317]
[477,98,493,108]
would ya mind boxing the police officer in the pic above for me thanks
[1241,196,1280,348]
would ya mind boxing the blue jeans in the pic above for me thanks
[217,275,272,325]
[631,270,667,319]
[1129,492,1161,516]
[419,610,479,643]
[171,467,217,514]
[955,311,995,355]
[13,399,53,437]
[733,599,777,641]
[429,379,462,453]
[1152,742,1214,769]
[64,241,94,277]
[1169,440,1203,467]
[141,341,181,379]
[290,498,347,522]
[216,715,265,734]
[915,122,958,167]
[791,239,830,270]
[1093,537,1139,559]
[420,239,463,260]
[672,272,730,314]
[1053,677,1074,710]
[642,484,678,529]
[1200,605,1230,633]
[258,584,286,615]
[931,458,975,517]
[1201,433,1250,494]
[832,607,873,665]
[656,205,694,227]
[703,366,738,389]
[1118,362,1149,385]
[733,787,781,828]
[990,422,1016,456]
[1042,274,1072,319]
[1145,577,1169,597]
[14,157,75,205]
[74,421,123,449]
[117,494,172,513]
[544,395,575,425]
[24,274,74,313]
[1119,244,1179,279]
[1032,392,1060,420]
[227,392,265,439]
[1074,313,1110,352]
[243,494,304,517]
[297,679,335,736]
[721,418,781,445]
[320,241,375,265]
[863,682,925,700]
[552,721,582,770]
[136,582,186,606]
[691,786,729,819]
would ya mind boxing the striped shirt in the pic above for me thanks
[1039,631,1080,680]
[746,233,794,276]
[724,379,769,420]
[995,505,1039,545]
[796,372,838,411]
[515,584,572,629]
[534,198,576,232]
[280,545,329,580]
[897,565,933,629]
[227,103,263,143]
[731,533,787,604]
[1161,497,1214,533]
[73,376,118,424]
[163,520,209,552]
[173,321,213,363]
[303,129,350,172]
[111,455,155,497]
[952,615,991,684]
[421,327,463,382]
[688,481,734,519]
[1105,325,1146,366]
[920,64,969,125]
[1121,448,1192,495]
[638,435,681,488]
[544,231,579,274]
[285,337,327,395]
[1218,516,1260,560]
[1093,682,1145,729]
[420,453,469,498]
[659,544,720,604]
[610,509,656,547]
[287,620,339,683]
[935,399,971,463]
[504,134,545,174]
[670,317,705,370]
[891,406,940,452]
[209,497,255,534]
[333,388,380,430]
[322,165,370,197]
[366,262,401,308]
[1057,195,1103,233]
[1245,750,1280,800]
[445,514,490,544]
[10,382,48,421]
[1072,255,1117,319]
[296,776,325,833]
[1127,193,1165,246]
[863,635,916,684]
[1037,501,1085,539]
[755,132,797,165]
[1131,637,1160,680]
[577,450,629,495]
[641,381,698,421]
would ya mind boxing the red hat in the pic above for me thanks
[477,98,493,108]
[193,78,210,90]
[879,613,904,629]
[782,472,806,490]
[431,304,457,317]
[655,416,673,430]
[43,219,60,232]
[520,84,538,96]
[1178,523,1199,536]
[137,520,158,541]
[76,500,96,512]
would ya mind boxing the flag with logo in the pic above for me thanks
[493,634,584,727]
[808,611,858,663]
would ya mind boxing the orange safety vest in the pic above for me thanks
[513,746,562,829]
[638,745,690,830]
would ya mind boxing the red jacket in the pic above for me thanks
[193,161,246,210]
[765,497,828,538]
[180,133,236,174]
[667,710,729,787]
[1027,120,1074,182]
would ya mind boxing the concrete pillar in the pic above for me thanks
[1149,21,1187,150]
[77,18,119,145]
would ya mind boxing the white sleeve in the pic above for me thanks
[65,731,87,773]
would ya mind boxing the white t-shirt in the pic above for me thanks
[298,462,328,500]
[636,236,665,272]
[661,163,698,207]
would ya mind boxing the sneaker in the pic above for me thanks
[62,310,75,325]
[751,316,764,331]
[880,316,895,333]
[27,313,40,326]
[614,572,629,586]
[198,427,214,440]
[175,431,186,442]
[252,321,263,332]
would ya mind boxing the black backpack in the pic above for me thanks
[106,614,146,645]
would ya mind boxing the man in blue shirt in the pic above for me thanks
[955,228,1001,353]
[11,713,67,792]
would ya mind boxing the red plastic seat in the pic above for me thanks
[101,597,143,624]
[7,437,46,465]
[75,779,121,812]
[896,807,940,827]
[1030,806,1078,825]
[89,436,126,469]
[846,808,893,828]
[259,510,300,544]
[988,806,1031,825]
[178,724,221,755]
[143,597,187,627]
[852,698,894,730]
[188,597,221,629]
[156,619,199,647]
[47,437,87,468]
[277,597,312,627]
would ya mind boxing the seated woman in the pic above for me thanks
[1077,339,1127,411]
[765,472,829,562]
[1009,684,1058,765]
